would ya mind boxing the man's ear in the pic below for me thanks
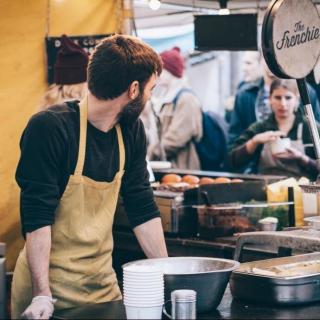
[128,81,139,100]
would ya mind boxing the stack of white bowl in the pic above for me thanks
[123,264,164,320]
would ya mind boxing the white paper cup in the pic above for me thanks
[269,138,291,154]
[123,265,162,273]
[123,299,164,306]
[124,293,164,300]
[125,304,163,319]
[124,284,164,290]
[123,286,164,294]
[123,275,163,281]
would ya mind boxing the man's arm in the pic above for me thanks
[26,226,52,297]
[133,217,168,258]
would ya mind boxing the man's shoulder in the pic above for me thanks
[120,118,146,139]
[26,101,78,135]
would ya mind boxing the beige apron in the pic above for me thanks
[259,123,305,178]
[11,99,124,318]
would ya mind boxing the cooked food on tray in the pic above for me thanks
[251,260,320,278]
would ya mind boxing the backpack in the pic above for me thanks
[173,89,228,171]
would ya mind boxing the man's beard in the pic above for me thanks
[118,91,146,125]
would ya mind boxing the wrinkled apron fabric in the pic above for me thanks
[11,99,125,318]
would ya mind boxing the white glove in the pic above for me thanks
[21,296,57,320]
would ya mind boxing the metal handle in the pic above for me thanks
[163,300,172,319]
[297,79,320,162]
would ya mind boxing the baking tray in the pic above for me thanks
[230,252,320,305]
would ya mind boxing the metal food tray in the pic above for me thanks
[230,252,320,305]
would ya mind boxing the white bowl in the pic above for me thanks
[269,138,291,154]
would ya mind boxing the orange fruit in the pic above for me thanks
[231,178,244,183]
[214,177,231,184]
[199,177,215,185]
[182,175,200,185]
[161,174,182,184]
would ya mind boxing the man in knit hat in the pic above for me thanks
[39,34,89,109]
[12,34,168,319]
[146,47,203,169]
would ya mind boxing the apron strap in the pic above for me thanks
[74,98,88,176]
[297,123,303,140]
[115,124,125,171]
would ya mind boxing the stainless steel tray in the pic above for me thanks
[230,252,320,305]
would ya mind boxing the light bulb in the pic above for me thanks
[219,8,230,15]
[149,0,161,11]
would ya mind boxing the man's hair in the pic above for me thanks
[88,34,163,100]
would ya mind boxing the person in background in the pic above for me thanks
[239,51,263,88]
[228,55,320,149]
[147,47,203,169]
[39,34,88,109]
[225,51,263,123]
[229,79,319,180]
[12,34,168,320]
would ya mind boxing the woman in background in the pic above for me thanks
[229,79,319,180]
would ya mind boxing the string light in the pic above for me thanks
[149,0,161,11]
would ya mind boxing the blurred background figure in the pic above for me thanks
[146,47,203,169]
[239,51,263,88]
[225,51,263,123]
[229,79,319,180]
[39,34,89,109]
[228,55,320,152]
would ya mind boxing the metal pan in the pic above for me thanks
[230,252,320,305]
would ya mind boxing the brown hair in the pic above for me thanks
[270,79,299,96]
[88,34,163,100]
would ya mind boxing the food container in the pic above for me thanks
[123,257,240,313]
[196,202,290,239]
[258,217,278,231]
[304,216,320,230]
[230,252,320,305]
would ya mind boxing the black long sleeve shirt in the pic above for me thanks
[16,101,160,236]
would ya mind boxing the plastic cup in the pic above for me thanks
[125,304,163,319]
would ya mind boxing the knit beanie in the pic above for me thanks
[160,47,185,78]
[54,34,89,85]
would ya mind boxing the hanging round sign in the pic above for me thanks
[262,0,320,79]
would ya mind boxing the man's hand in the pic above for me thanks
[21,296,56,320]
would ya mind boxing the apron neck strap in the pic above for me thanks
[74,98,88,176]
[297,123,303,140]
[115,124,125,172]
[74,97,125,176]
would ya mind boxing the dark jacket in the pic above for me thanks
[228,112,320,180]
[228,78,320,146]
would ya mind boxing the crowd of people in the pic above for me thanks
[141,46,320,180]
